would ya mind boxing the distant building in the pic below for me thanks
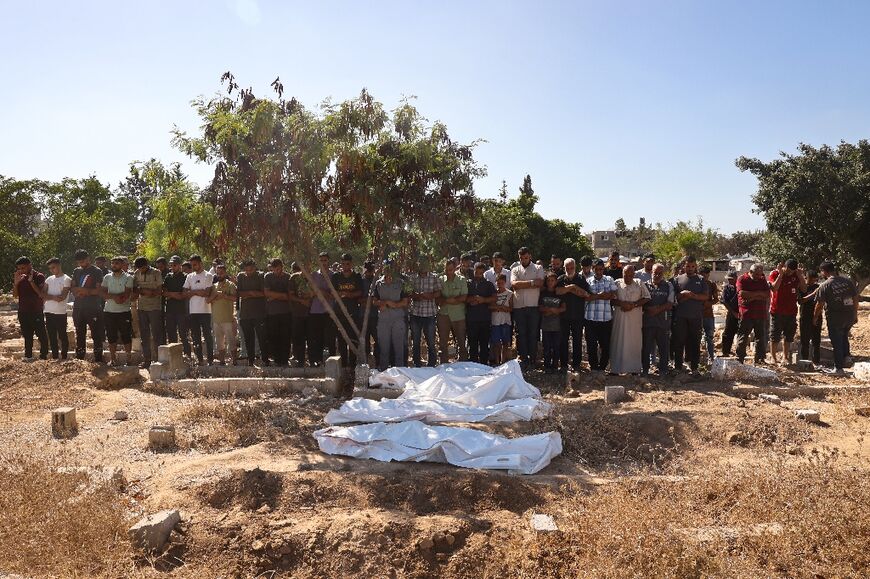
[591,230,616,255]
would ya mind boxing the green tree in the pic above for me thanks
[737,140,870,291]
[650,219,719,266]
[0,176,41,291]
[714,230,764,257]
[172,74,485,364]
[516,174,538,214]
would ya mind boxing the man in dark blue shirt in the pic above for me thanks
[720,271,740,356]
[466,263,496,364]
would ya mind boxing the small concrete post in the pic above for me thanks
[324,355,344,396]
[52,407,78,438]
[604,385,625,404]
[149,425,176,449]
[157,343,184,370]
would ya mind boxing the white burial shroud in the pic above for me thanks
[325,360,551,424]
[314,420,563,475]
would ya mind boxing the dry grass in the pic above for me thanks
[0,449,134,577]
[175,397,329,452]
[448,452,870,578]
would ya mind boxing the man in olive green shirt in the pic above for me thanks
[133,256,164,369]
[437,258,468,363]
[208,264,238,365]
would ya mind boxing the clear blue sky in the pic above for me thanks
[3,1,869,234]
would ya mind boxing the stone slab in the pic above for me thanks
[712,358,778,382]
[758,393,782,405]
[149,425,176,449]
[128,509,181,551]
[853,362,870,382]
[604,385,625,404]
[794,409,821,423]
[531,513,558,532]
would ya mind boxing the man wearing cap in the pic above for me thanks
[768,259,806,365]
[409,258,442,367]
[720,271,740,357]
[132,256,164,369]
[511,247,545,370]
[70,249,105,362]
[182,254,215,365]
[12,256,48,360]
[466,262,497,364]
[163,256,191,358]
[100,256,134,366]
[264,258,292,366]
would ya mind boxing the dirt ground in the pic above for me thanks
[1,305,869,578]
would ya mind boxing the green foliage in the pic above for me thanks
[0,176,140,288]
[650,219,719,266]
[172,75,485,266]
[737,140,870,290]
[714,229,764,257]
[453,176,592,264]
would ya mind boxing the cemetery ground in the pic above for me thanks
[0,302,869,578]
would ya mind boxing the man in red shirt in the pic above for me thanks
[768,259,806,365]
[735,264,770,364]
[12,256,49,360]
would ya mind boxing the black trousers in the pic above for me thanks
[560,318,584,369]
[266,313,292,365]
[240,317,267,364]
[336,312,360,367]
[672,316,702,370]
[45,312,69,359]
[164,310,191,356]
[585,319,612,371]
[73,308,104,361]
[721,311,740,356]
[736,317,766,363]
[290,315,308,366]
[19,311,48,359]
[799,315,822,364]
[189,313,213,362]
[467,320,491,364]
[642,325,670,373]
[308,313,336,365]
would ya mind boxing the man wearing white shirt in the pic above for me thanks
[484,252,512,290]
[510,246,544,370]
[42,257,71,360]
[183,254,215,365]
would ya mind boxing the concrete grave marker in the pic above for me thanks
[51,407,77,438]
[128,509,181,551]
[149,425,176,449]
[794,409,821,423]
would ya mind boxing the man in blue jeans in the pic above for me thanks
[510,247,544,370]
[813,261,859,375]
[409,259,442,367]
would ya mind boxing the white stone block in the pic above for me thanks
[712,358,778,381]
[531,513,558,532]
[794,409,821,423]
[758,394,781,405]
[51,407,77,438]
[149,425,176,449]
[157,343,184,369]
[853,362,870,382]
[128,509,181,551]
[604,385,625,404]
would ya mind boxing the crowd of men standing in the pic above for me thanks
[11,245,861,376]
